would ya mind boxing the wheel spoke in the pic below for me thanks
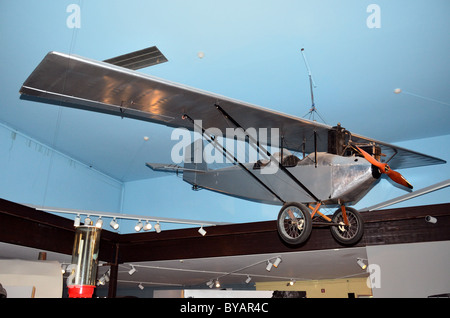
[282,207,305,239]
[331,208,363,243]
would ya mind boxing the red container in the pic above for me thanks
[68,285,96,298]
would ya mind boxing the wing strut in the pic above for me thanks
[182,114,286,204]
[215,104,321,202]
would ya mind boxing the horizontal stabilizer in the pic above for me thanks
[146,163,206,174]
[103,46,168,70]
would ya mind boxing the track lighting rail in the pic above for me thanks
[26,204,230,234]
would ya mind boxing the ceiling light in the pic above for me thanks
[135,220,143,232]
[138,283,144,290]
[110,218,119,230]
[273,257,282,268]
[198,226,207,236]
[61,264,67,274]
[143,221,152,231]
[74,215,81,227]
[357,258,367,270]
[95,217,103,229]
[154,222,161,233]
[288,279,296,286]
[245,275,252,284]
[266,261,273,272]
[128,265,136,275]
[84,216,92,225]
[206,280,214,288]
[215,279,221,288]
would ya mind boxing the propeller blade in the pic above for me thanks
[356,146,384,169]
[355,146,413,189]
[386,169,414,189]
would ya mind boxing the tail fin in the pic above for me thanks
[183,139,207,186]
[183,138,207,172]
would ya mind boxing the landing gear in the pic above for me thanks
[277,202,312,245]
[330,206,364,245]
[276,202,364,246]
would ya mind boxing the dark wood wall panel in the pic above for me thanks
[0,198,118,263]
[117,224,350,263]
[1,198,449,264]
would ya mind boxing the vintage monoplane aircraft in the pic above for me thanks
[20,49,446,246]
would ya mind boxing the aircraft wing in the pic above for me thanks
[20,51,446,169]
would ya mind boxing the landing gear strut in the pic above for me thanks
[330,206,364,245]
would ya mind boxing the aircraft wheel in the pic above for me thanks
[277,202,312,245]
[330,206,364,245]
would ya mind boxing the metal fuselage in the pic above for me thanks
[183,152,379,207]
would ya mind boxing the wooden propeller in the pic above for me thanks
[355,146,413,189]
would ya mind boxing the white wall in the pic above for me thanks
[0,123,123,213]
[367,241,450,298]
[0,259,63,298]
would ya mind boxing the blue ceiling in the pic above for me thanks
[1,0,449,182]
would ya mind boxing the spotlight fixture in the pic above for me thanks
[154,222,161,233]
[61,264,67,274]
[135,220,143,232]
[206,280,214,288]
[357,258,367,270]
[288,279,296,286]
[110,218,119,230]
[128,265,137,275]
[97,271,109,286]
[273,257,282,268]
[245,275,252,284]
[74,215,81,227]
[266,261,273,272]
[104,272,110,283]
[143,220,152,231]
[138,283,144,290]
[425,215,437,224]
[215,279,221,288]
[98,276,106,285]
[95,217,103,229]
[198,226,207,236]
[84,215,92,225]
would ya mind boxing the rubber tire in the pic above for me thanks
[330,206,364,245]
[277,202,312,245]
